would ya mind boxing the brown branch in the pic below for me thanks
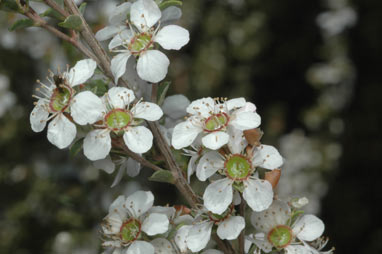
[24,9,98,62]
[239,194,246,254]
[43,0,70,18]
[112,138,163,172]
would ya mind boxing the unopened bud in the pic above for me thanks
[244,128,263,146]
[290,197,309,208]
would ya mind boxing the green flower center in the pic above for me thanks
[119,218,141,243]
[49,85,72,112]
[267,225,293,249]
[204,113,229,132]
[129,33,153,54]
[225,154,251,180]
[105,109,132,131]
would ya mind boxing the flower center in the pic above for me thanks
[267,225,293,249]
[129,33,153,55]
[119,218,141,243]
[225,154,251,181]
[49,85,72,112]
[204,113,229,132]
[105,109,132,131]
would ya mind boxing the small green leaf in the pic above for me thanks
[159,0,182,10]
[149,169,174,184]
[58,15,83,31]
[156,81,170,105]
[9,18,34,31]
[78,2,86,15]
[70,137,84,157]
[53,0,64,7]
[41,8,65,20]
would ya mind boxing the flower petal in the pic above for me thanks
[68,59,97,87]
[174,225,192,253]
[137,50,170,83]
[203,178,233,214]
[201,250,224,254]
[217,216,245,240]
[186,222,213,252]
[150,238,176,254]
[123,126,153,154]
[107,86,135,109]
[162,94,190,119]
[30,100,49,132]
[293,214,325,241]
[250,234,273,253]
[187,154,198,183]
[108,29,134,50]
[226,97,246,111]
[109,2,131,25]
[186,97,215,118]
[83,129,111,161]
[251,200,291,233]
[142,213,169,236]
[132,101,163,121]
[130,0,161,31]
[202,131,229,150]
[127,241,154,254]
[243,178,273,212]
[126,157,141,177]
[108,195,126,214]
[196,151,224,181]
[285,245,312,254]
[154,25,190,50]
[71,91,104,125]
[160,6,182,25]
[125,190,154,218]
[171,119,202,149]
[47,114,76,149]
[230,111,261,131]
[252,144,283,169]
[111,53,131,85]
[93,156,115,174]
[227,126,247,154]
[95,25,126,41]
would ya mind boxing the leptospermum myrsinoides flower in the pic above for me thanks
[102,191,169,254]
[71,86,163,160]
[175,206,245,252]
[248,200,329,254]
[106,0,190,83]
[171,97,261,150]
[30,59,97,149]
[197,131,283,214]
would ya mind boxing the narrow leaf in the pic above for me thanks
[78,2,86,14]
[159,0,182,10]
[149,169,174,184]
[58,15,83,31]
[87,79,108,97]
[70,137,84,157]
[0,0,20,12]
[156,81,171,105]
[41,8,65,20]
[9,18,34,31]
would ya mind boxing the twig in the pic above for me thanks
[239,194,246,254]
[43,0,70,17]
[23,9,98,62]
[112,138,163,172]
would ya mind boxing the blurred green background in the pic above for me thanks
[0,0,381,254]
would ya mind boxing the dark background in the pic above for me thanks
[0,0,381,253]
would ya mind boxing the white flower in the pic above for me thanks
[171,97,261,150]
[108,0,190,83]
[101,191,169,254]
[71,86,163,160]
[93,155,142,187]
[249,200,325,253]
[175,206,245,253]
[30,59,97,149]
[197,132,283,214]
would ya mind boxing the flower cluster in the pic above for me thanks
[25,0,335,253]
